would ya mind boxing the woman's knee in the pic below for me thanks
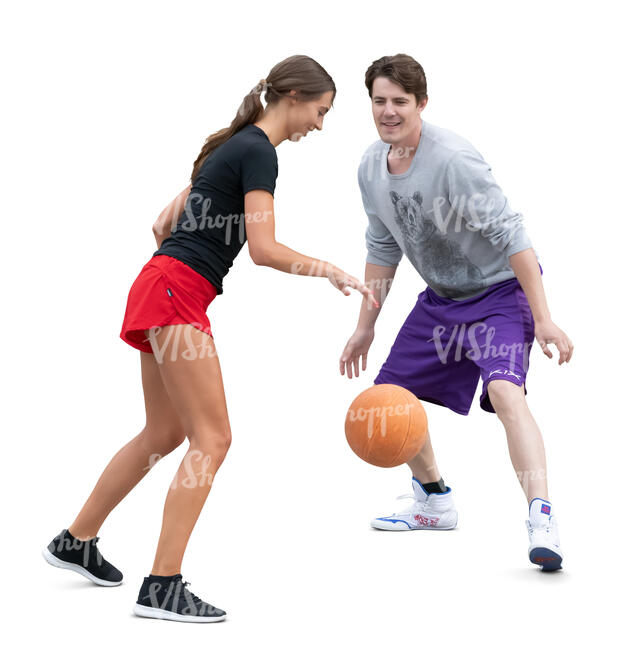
[187,427,232,465]
[142,425,187,456]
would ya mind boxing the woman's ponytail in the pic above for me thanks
[189,55,336,185]
[190,80,267,184]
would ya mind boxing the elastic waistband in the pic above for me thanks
[148,254,217,300]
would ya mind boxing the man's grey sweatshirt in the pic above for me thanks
[359,120,540,300]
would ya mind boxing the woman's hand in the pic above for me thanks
[152,185,191,250]
[153,233,166,250]
[339,328,375,378]
[535,319,574,364]
[327,265,379,308]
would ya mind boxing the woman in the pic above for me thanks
[43,54,377,623]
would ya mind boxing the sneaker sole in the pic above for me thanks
[41,548,123,586]
[370,517,458,531]
[133,603,226,623]
[529,547,563,572]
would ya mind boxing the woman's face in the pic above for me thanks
[287,90,334,142]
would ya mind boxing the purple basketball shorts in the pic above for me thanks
[374,270,541,415]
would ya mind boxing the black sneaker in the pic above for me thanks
[42,528,123,586]
[133,574,226,623]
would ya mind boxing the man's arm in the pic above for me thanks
[508,248,550,323]
[339,262,397,378]
[509,247,574,364]
[360,167,402,323]
[357,262,397,329]
[339,164,404,378]
[446,150,532,257]
[152,184,191,248]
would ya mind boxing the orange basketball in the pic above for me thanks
[344,384,428,468]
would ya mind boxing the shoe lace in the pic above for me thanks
[396,492,428,511]
[529,522,551,534]
[180,580,204,605]
[527,516,558,539]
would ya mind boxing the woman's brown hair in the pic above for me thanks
[190,55,336,184]
[364,53,427,104]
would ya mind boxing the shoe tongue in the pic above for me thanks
[529,498,552,525]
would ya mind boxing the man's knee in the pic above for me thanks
[487,379,525,419]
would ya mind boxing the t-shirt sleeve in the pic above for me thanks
[240,142,278,196]
[446,149,532,257]
[359,163,403,267]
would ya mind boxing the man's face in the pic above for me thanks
[370,76,426,145]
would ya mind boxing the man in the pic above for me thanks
[340,54,573,571]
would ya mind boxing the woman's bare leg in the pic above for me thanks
[405,428,442,483]
[68,351,187,540]
[146,325,232,576]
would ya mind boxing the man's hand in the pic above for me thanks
[535,319,574,364]
[340,328,375,378]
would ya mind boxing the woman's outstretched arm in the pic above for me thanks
[244,189,378,306]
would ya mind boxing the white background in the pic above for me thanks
[3,0,617,646]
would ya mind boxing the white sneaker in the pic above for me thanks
[526,498,563,571]
[371,477,458,531]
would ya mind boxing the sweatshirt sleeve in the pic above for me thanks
[446,150,532,257]
[359,163,403,267]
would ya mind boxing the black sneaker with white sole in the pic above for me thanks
[42,528,123,586]
[133,574,226,623]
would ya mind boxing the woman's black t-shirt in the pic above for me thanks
[153,124,278,294]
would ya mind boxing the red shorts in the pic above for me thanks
[119,254,217,353]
